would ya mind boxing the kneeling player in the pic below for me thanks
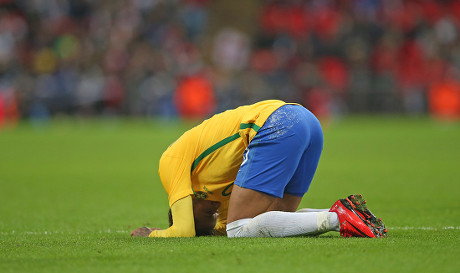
[131,100,387,238]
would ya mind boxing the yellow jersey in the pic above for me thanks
[155,100,288,236]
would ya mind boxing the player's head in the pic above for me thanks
[168,192,221,236]
[192,197,220,236]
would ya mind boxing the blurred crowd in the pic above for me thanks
[1,0,460,126]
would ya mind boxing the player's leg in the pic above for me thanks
[272,110,387,238]
[226,185,279,222]
[227,105,339,237]
[267,192,302,212]
[227,188,305,223]
[227,104,312,223]
[227,187,340,237]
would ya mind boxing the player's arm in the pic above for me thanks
[132,129,197,238]
[147,195,195,237]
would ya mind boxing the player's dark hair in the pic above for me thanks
[168,209,173,227]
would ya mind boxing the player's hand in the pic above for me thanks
[130,226,160,237]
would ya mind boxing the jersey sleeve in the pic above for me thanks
[148,196,195,237]
[158,137,195,207]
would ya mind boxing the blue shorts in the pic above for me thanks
[234,105,323,198]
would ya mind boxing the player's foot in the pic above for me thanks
[329,194,387,238]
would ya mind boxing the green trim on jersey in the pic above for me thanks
[190,123,261,174]
[239,123,261,132]
[190,133,241,173]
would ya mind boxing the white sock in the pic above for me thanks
[297,208,340,232]
[226,211,340,238]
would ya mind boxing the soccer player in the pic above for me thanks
[131,100,387,238]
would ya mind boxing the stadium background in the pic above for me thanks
[0,0,460,125]
[1,1,459,272]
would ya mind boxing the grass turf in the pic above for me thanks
[1,116,459,273]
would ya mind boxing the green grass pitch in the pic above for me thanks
[1,117,459,273]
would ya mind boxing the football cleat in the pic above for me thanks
[329,194,387,238]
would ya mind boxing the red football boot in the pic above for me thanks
[329,194,387,238]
